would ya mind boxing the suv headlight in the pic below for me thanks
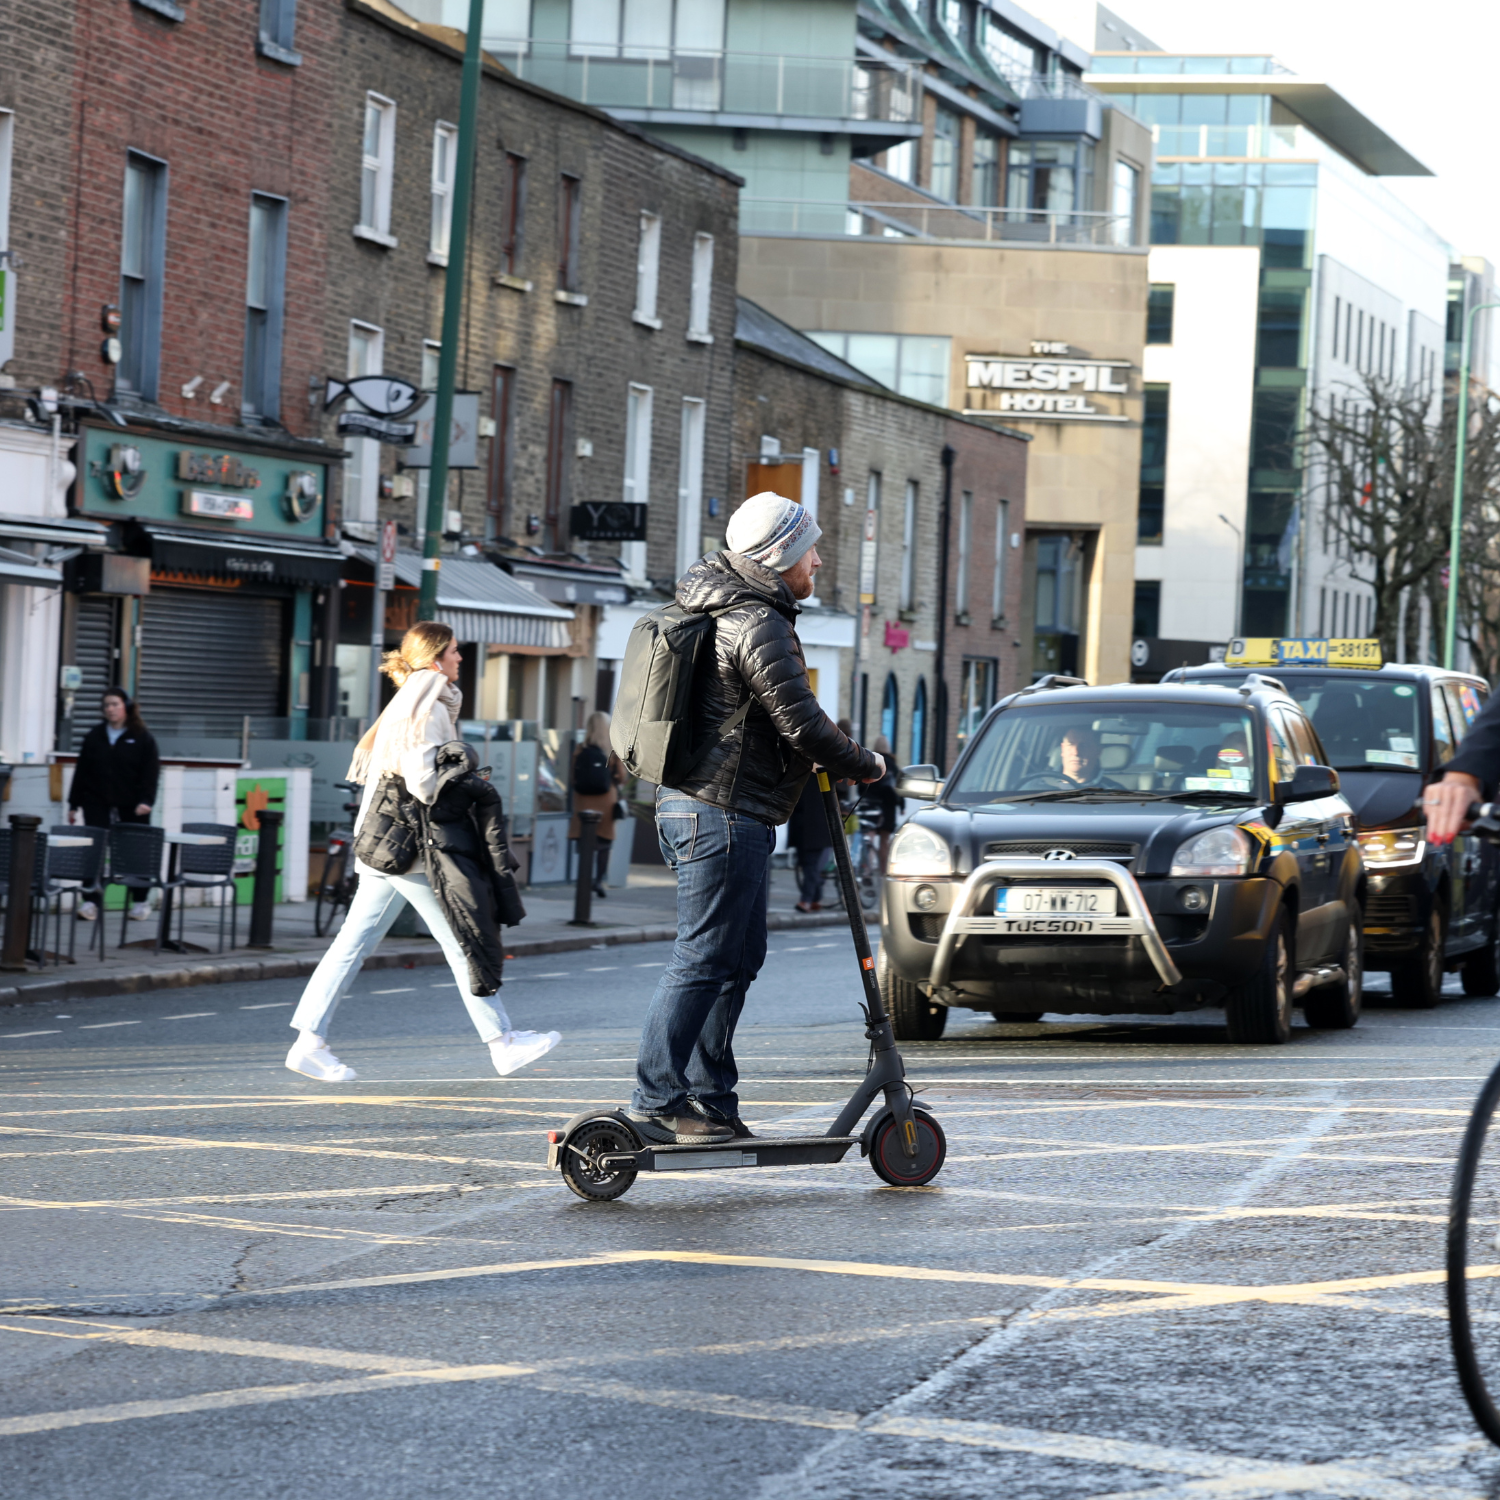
[1357,828,1425,868]
[887,821,952,877]
[1170,825,1255,878]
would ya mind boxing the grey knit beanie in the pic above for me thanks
[725,491,822,572]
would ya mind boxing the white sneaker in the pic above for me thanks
[489,1030,561,1077]
[76,902,99,922]
[286,1032,358,1082]
[127,902,153,923]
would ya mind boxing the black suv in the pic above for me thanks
[878,677,1364,1044]
[1171,661,1499,1006]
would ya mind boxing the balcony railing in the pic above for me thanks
[1152,122,1315,159]
[479,39,922,121]
[742,198,1136,247]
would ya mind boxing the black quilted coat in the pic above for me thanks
[669,552,880,824]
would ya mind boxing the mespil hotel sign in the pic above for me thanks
[964,341,1133,423]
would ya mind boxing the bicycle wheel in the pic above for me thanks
[314,851,348,938]
[1447,1058,1500,1444]
[858,845,880,911]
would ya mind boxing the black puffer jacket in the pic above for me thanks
[669,552,880,824]
[69,722,160,814]
[422,741,526,997]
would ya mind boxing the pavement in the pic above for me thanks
[0,863,846,1007]
[3,945,1500,1497]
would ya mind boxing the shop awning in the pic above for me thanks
[355,549,575,649]
[139,524,345,586]
[0,513,111,548]
[0,544,62,588]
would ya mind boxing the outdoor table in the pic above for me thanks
[157,832,228,955]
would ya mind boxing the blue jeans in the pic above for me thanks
[290,866,511,1042]
[631,791,774,1119]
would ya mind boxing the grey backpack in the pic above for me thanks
[609,603,751,785]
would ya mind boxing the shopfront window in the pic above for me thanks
[1033,534,1082,678]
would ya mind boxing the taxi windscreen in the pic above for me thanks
[947,702,1261,804]
[1274,675,1421,771]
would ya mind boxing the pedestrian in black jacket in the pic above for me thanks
[626,491,885,1146]
[67,687,160,923]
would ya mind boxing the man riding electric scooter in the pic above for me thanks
[622,492,886,1146]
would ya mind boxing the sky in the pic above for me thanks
[1100,0,1500,267]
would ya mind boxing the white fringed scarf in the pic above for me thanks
[347,669,463,789]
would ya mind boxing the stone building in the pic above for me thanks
[325,1,742,732]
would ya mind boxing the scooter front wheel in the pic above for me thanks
[560,1118,639,1201]
[870,1108,946,1187]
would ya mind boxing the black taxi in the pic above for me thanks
[878,675,1364,1045]
[1170,639,1499,1007]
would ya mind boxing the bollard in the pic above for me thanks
[247,808,283,948]
[1,814,41,972]
[569,810,601,928]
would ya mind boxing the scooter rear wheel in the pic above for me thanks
[870,1108,946,1187]
[560,1119,639,1201]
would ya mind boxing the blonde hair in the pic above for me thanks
[380,622,455,688]
[584,710,612,751]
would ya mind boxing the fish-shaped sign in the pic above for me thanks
[324,375,422,417]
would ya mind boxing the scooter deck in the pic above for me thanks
[548,1134,860,1174]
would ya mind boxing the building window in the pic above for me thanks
[899,480,919,612]
[358,94,396,242]
[1033,535,1081,676]
[911,676,927,764]
[487,365,514,539]
[623,382,653,577]
[1133,579,1160,638]
[957,658,997,747]
[930,106,959,201]
[118,152,167,401]
[499,153,526,276]
[242,193,287,420]
[343,321,384,532]
[883,139,915,183]
[569,0,726,60]
[258,0,300,63]
[1007,139,1092,219]
[881,673,900,748]
[1110,158,1139,245]
[1257,287,1306,368]
[1146,283,1175,344]
[1138,384,1169,544]
[805,332,951,406]
[557,174,582,292]
[676,397,705,578]
[971,130,1000,207]
[688,232,714,341]
[979,12,1038,78]
[993,499,1009,621]
[955,489,973,617]
[939,0,965,40]
[545,378,573,551]
[634,211,661,325]
[430,122,457,261]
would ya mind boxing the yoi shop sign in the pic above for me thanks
[963,342,1133,423]
[79,427,327,536]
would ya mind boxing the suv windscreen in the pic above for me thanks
[946,701,1260,805]
[1271,674,1422,771]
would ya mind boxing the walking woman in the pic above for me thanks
[68,686,160,924]
[285,622,559,1083]
[569,710,625,898]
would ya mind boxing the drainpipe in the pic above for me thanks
[934,444,955,773]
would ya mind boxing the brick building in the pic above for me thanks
[729,299,1028,773]
[324,1,741,733]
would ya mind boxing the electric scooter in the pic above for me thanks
[546,772,947,1199]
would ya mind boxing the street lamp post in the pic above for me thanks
[1444,299,1500,669]
[418,0,485,622]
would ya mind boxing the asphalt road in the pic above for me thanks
[3,936,1500,1498]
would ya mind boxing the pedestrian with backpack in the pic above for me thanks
[609,491,885,1144]
[570,711,625,898]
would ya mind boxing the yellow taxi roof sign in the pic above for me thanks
[1223,637,1383,669]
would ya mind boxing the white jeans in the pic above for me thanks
[289,866,511,1042]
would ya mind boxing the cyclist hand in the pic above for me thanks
[1424,771,1481,845]
[860,753,886,784]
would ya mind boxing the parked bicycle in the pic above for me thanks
[1445,800,1500,1443]
[855,803,884,912]
[313,780,362,938]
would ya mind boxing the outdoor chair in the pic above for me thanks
[44,824,107,964]
[175,822,240,953]
[0,828,49,964]
[100,824,170,955]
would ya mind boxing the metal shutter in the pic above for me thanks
[137,590,286,735]
[71,597,121,750]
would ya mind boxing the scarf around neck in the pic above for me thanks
[347,669,462,787]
